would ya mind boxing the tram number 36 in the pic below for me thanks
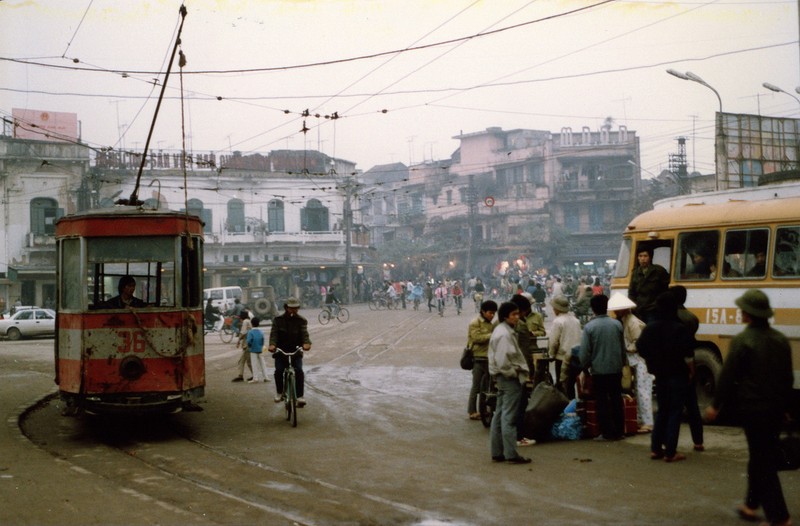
[116,330,148,354]
[704,308,743,325]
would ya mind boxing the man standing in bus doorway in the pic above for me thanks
[268,297,312,407]
[628,247,670,324]
[706,290,793,526]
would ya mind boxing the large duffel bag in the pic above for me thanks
[521,381,569,441]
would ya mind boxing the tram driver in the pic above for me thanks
[104,275,147,308]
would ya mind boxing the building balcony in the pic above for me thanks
[26,232,57,250]
[206,230,368,248]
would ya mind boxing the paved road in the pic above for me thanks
[2,304,798,525]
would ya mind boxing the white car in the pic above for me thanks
[0,308,56,340]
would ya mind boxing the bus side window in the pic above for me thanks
[723,228,770,279]
[774,226,800,278]
[677,230,718,280]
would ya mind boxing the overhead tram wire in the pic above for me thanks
[1,0,617,77]
[424,0,712,106]
[312,0,482,120]
[120,4,188,207]
[60,0,95,60]
[3,41,794,106]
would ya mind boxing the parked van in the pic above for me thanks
[203,286,243,313]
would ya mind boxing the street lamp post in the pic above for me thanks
[667,69,724,191]
[762,82,800,109]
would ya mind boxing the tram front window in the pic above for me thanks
[87,236,177,309]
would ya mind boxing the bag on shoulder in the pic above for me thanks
[460,346,474,370]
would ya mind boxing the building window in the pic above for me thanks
[30,197,61,235]
[227,199,245,233]
[301,198,329,232]
[268,199,285,232]
[589,204,604,231]
[446,190,453,205]
[565,209,580,231]
[527,163,544,185]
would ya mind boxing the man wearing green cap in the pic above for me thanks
[706,289,792,526]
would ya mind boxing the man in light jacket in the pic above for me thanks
[488,302,531,464]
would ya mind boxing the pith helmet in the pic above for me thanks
[551,295,570,313]
[735,289,773,319]
[284,297,301,308]
[607,292,637,312]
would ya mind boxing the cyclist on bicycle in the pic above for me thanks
[472,278,486,309]
[204,298,222,329]
[451,280,464,315]
[434,281,448,316]
[227,298,245,336]
[324,285,341,314]
[532,282,547,315]
[467,300,497,420]
[268,297,312,407]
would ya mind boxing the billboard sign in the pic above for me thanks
[718,112,800,189]
[12,108,78,143]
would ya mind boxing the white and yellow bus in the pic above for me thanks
[611,181,800,411]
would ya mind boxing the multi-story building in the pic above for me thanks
[0,137,89,311]
[0,132,370,309]
[363,125,641,278]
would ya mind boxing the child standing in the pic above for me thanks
[247,317,269,383]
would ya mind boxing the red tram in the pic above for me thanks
[54,207,205,414]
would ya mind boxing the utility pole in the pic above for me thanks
[340,176,357,304]
[466,174,477,279]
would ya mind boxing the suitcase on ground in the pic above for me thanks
[623,395,638,435]
[578,399,600,438]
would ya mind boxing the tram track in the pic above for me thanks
[18,393,448,526]
[15,306,469,525]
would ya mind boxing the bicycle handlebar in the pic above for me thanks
[273,346,304,356]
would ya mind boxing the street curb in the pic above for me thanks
[9,389,59,444]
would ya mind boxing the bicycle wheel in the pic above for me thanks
[284,372,295,424]
[318,310,331,324]
[336,307,349,323]
[219,325,235,343]
[478,373,496,428]
[287,373,298,427]
[368,299,378,311]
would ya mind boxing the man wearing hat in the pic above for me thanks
[548,295,581,397]
[268,297,312,407]
[706,290,793,525]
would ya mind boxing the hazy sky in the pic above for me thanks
[1,0,798,176]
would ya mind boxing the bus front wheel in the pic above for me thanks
[694,347,722,414]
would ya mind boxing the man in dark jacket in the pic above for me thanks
[637,292,694,462]
[628,247,670,323]
[268,297,312,407]
[706,290,793,525]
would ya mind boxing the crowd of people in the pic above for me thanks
[464,250,793,526]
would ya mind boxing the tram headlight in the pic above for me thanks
[119,356,146,381]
